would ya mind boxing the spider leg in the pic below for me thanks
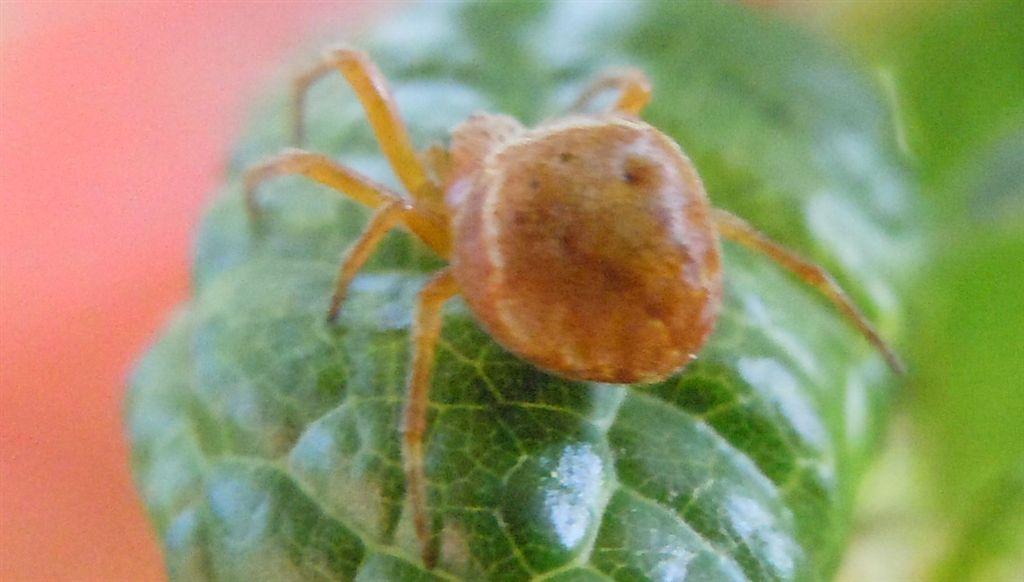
[244,150,451,322]
[569,68,653,116]
[244,148,397,220]
[244,148,450,256]
[291,47,433,199]
[712,208,906,375]
[403,268,459,568]
[291,60,335,147]
[326,200,406,323]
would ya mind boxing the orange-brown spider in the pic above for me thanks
[244,48,904,568]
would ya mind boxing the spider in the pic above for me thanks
[244,48,904,568]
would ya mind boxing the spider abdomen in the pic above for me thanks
[451,117,723,383]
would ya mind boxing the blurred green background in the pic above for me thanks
[813,0,1024,580]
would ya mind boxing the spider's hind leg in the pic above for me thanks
[569,68,653,116]
[712,208,906,375]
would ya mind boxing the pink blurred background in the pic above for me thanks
[0,2,386,579]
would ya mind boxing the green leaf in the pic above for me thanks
[127,2,920,580]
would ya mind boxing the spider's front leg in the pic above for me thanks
[244,149,398,222]
[403,268,459,568]
[244,150,419,322]
[282,49,462,567]
[291,48,434,200]
[291,48,452,250]
[245,148,451,305]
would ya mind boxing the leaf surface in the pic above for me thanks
[127,2,919,580]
